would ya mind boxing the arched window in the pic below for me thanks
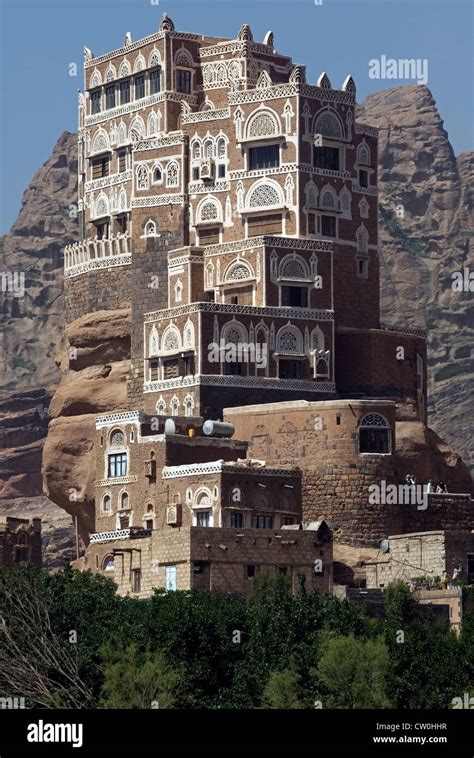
[357,143,370,165]
[120,491,130,509]
[315,357,329,377]
[359,414,391,454]
[91,129,109,154]
[110,429,125,446]
[225,260,253,282]
[144,219,157,237]
[94,193,109,219]
[149,325,159,356]
[305,183,318,208]
[204,139,213,159]
[357,226,368,253]
[320,189,337,210]
[184,394,194,417]
[314,111,343,140]
[166,161,179,187]
[247,181,282,209]
[156,396,166,414]
[183,320,195,349]
[102,494,112,515]
[246,109,280,139]
[103,555,115,571]
[17,532,28,545]
[162,324,181,352]
[279,256,309,280]
[310,326,325,352]
[136,164,149,190]
[119,59,131,78]
[276,326,303,354]
[217,137,227,159]
[170,395,180,416]
[198,198,220,223]
[192,140,201,160]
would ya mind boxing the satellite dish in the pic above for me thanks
[379,538,390,554]
[164,418,176,435]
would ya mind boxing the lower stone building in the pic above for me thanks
[365,530,474,589]
[76,411,332,597]
[0,516,42,569]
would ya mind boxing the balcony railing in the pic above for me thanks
[89,527,150,544]
[64,233,131,278]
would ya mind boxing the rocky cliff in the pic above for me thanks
[357,85,473,474]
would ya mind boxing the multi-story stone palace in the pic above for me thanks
[66,16,471,597]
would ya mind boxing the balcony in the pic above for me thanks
[64,233,131,278]
[89,527,150,544]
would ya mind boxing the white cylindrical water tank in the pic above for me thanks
[202,420,235,437]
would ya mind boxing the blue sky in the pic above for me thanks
[0,0,472,233]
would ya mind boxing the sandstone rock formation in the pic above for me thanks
[357,85,473,474]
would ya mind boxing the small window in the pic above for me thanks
[95,222,109,239]
[91,90,102,114]
[307,212,316,235]
[150,68,161,95]
[359,170,368,188]
[313,146,339,171]
[163,358,179,379]
[281,286,308,308]
[279,360,300,380]
[248,144,280,171]
[247,565,256,578]
[321,215,336,238]
[135,76,145,99]
[132,569,141,593]
[248,214,282,236]
[192,166,200,181]
[230,512,243,528]
[15,547,29,563]
[92,156,110,179]
[150,359,159,381]
[102,495,112,515]
[146,519,153,530]
[105,85,116,110]
[120,80,130,104]
[153,166,162,183]
[217,164,226,179]
[108,452,127,478]
[176,69,191,94]
[357,259,369,278]
[117,149,127,173]
[196,510,211,527]
[198,227,220,246]
[251,515,273,529]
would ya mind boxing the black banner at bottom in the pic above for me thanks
[0,709,472,756]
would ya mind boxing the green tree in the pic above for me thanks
[315,634,391,708]
[261,669,303,709]
[100,644,180,709]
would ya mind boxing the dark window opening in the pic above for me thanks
[278,566,288,575]
[307,213,316,235]
[153,167,162,183]
[135,76,145,99]
[313,145,339,171]
[281,517,295,526]
[91,89,101,114]
[192,166,200,181]
[279,360,301,380]
[15,547,29,563]
[281,286,308,308]
[116,214,128,234]
[231,512,243,528]
[150,359,159,381]
[117,149,127,173]
[359,428,390,454]
[132,569,141,592]
[248,144,280,171]
[247,564,256,578]
[176,69,191,94]
[146,519,153,531]
[150,68,161,94]
[120,80,130,104]
[224,360,248,377]
[217,164,226,178]
[184,355,194,376]
[95,222,109,240]
[359,170,368,188]
[105,85,116,110]
[251,515,273,529]
[321,215,336,237]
